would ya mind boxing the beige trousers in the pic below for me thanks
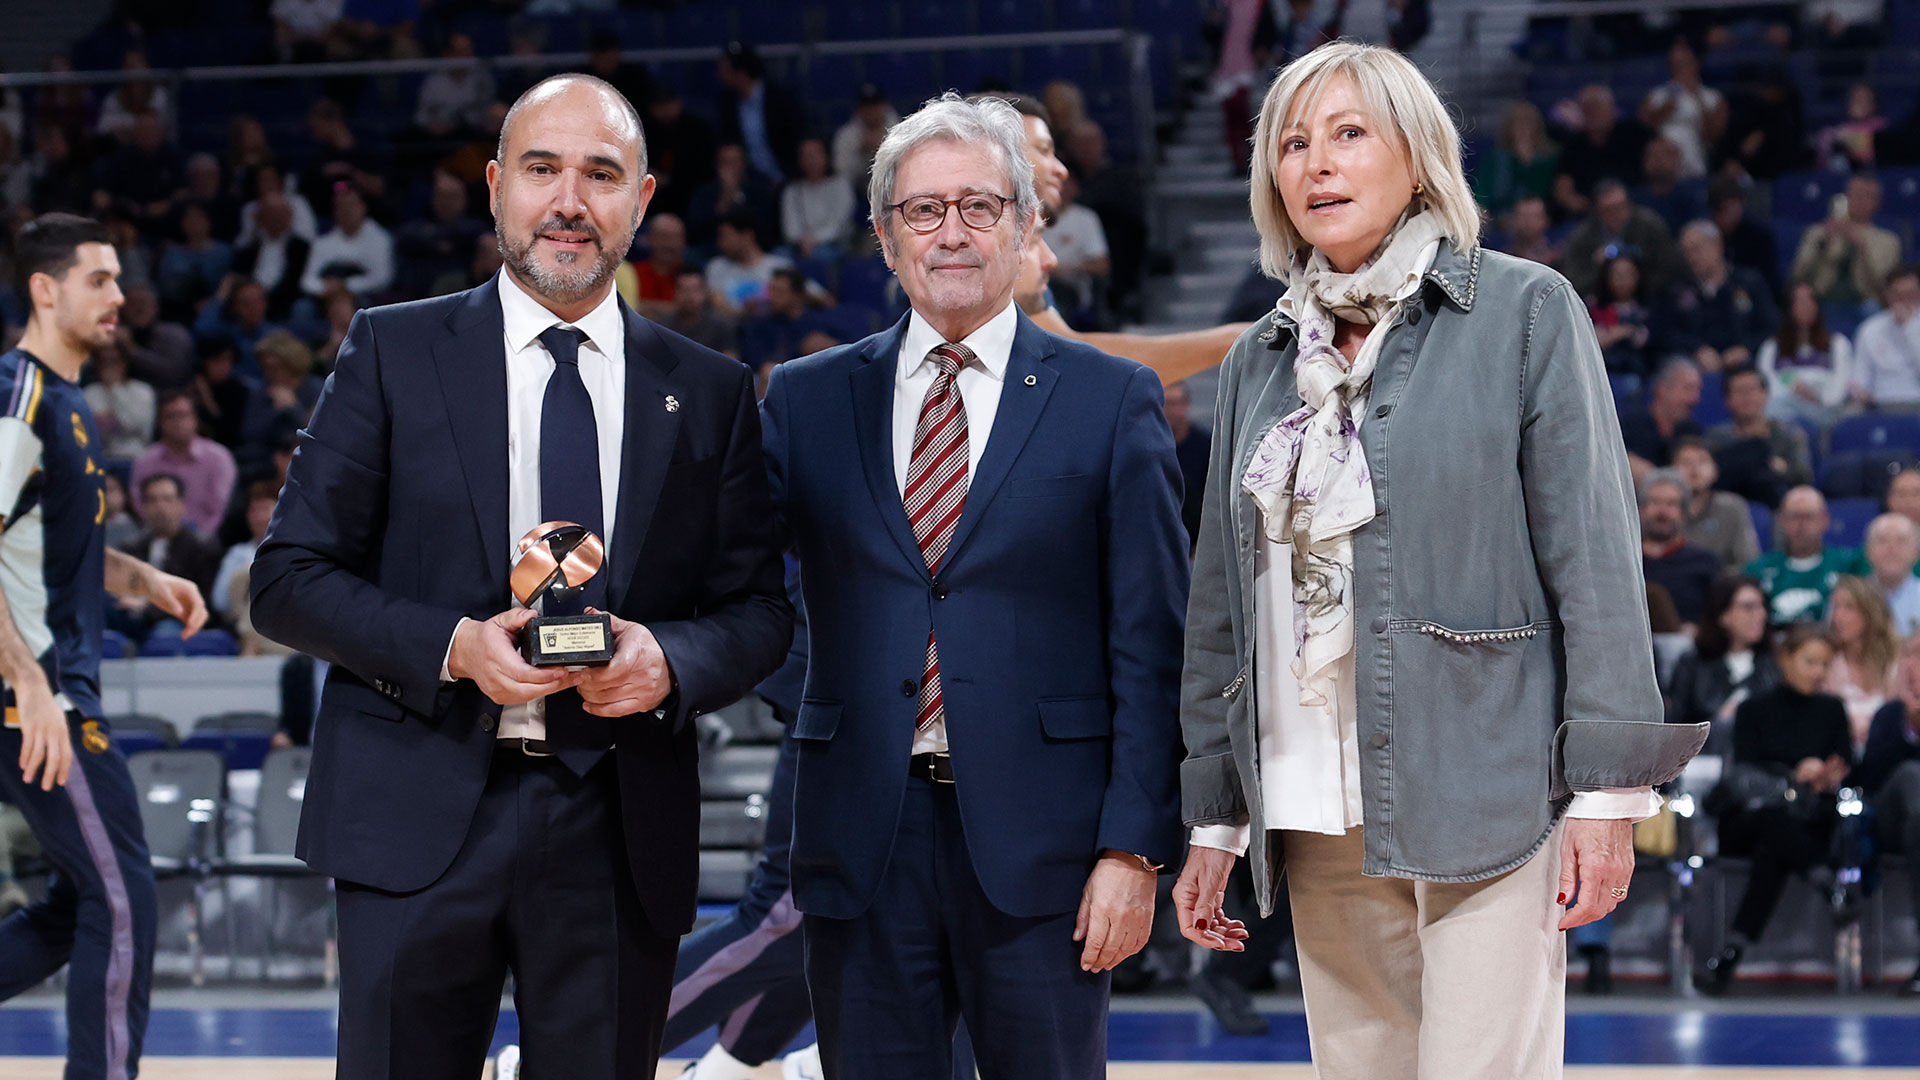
[1282,825,1566,1080]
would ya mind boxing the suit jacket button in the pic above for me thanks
[1371,732,1389,750]
[932,583,950,600]
[1371,616,1388,633]
[900,679,918,698]
[480,715,496,733]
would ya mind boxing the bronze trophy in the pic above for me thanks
[510,521,615,667]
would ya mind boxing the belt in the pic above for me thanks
[908,752,955,784]
[496,737,556,757]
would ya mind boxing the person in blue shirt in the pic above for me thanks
[0,213,207,1080]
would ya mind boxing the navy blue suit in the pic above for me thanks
[761,310,1187,1078]
[249,276,790,1078]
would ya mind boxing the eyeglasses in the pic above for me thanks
[888,192,1014,233]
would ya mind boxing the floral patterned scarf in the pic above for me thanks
[1241,210,1446,707]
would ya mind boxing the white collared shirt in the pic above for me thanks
[446,270,626,741]
[893,299,1018,754]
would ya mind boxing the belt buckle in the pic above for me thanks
[515,737,556,758]
[924,753,954,784]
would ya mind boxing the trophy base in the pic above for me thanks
[523,613,614,667]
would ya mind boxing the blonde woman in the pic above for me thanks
[1824,574,1901,749]
[1173,41,1705,1076]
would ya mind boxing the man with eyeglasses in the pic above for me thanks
[760,93,1188,1080]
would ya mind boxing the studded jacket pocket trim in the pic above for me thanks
[1400,620,1550,645]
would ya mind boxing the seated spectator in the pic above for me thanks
[177,152,241,245]
[1632,136,1706,234]
[664,270,738,357]
[295,99,387,214]
[131,389,238,537]
[1748,485,1867,624]
[314,283,358,367]
[194,279,284,377]
[191,334,253,450]
[395,169,484,297]
[228,191,313,322]
[686,143,779,252]
[1588,254,1653,383]
[82,344,155,462]
[100,472,139,552]
[1888,466,1920,532]
[1824,575,1902,743]
[1696,623,1851,995]
[1857,635,1920,997]
[95,51,172,142]
[1496,194,1559,267]
[1865,512,1920,635]
[1560,178,1679,298]
[1654,220,1777,373]
[739,268,822,378]
[1816,82,1888,173]
[1666,574,1779,750]
[641,86,717,219]
[1067,119,1148,321]
[1715,64,1806,185]
[1674,436,1760,569]
[1757,282,1853,428]
[1709,178,1781,300]
[239,331,324,474]
[1473,101,1558,218]
[104,216,157,297]
[114,283,196,389]
[705,208,792,318]
[1048,173,1113,324]
[1705,366,1814,504]
[1791,175,1903,319]
[212,480,279,626]
[154,204,232,319]
[618,212,685,319]
[412,33,494,139]
[780,138,856,259]
[303,183,392,299]
[1637,38,1726,181]
[237,165,318,247]
[1850,266,1920,410]
[716,41,800,183]
[832,84,898,194]
[25,124,87,217]
[118,473,221,635]
[1043,81,1089,163]
[1621,357,1702,475]
[1640,469,1723,627]
[92,111,183,240]
[273,0,346,63]
[224,116,279,208]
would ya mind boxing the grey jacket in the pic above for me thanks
[1180,242,1708,914]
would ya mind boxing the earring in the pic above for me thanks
[1412,182,1425,196]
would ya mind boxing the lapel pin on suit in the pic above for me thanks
[664,395,680,413]
[1024,375,1037,387]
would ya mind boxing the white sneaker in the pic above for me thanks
[492,1044,520,1080]
[781,1043,823,1080]
[685,1043,758,1080]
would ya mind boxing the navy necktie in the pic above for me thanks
[536,324,611,769]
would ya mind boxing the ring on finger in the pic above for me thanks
[1608,886,1628,900]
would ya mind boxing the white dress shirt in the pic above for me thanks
[894,300,1018,755]
[1192,387,1660,856]
[442,270,626,741]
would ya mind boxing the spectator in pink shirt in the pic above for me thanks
[130,388,237,537]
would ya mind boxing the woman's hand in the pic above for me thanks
[1172,845,1250,951]
[1557,818,1635,930]
[1793,756,1826,785]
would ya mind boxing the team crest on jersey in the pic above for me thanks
[80,720,111,754]
[71,412,88,448]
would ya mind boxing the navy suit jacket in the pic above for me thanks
[761,310,1188,920]
[250,277,791,935]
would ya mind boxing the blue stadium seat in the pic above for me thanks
[813,304,881,343]
[838,258,896,311]
[1883,166,1920,219]
[1825,496,1880,549]
[100,629,131,660]
[1749,501,1773,553]
[736,0,810,44]
[181,629,240,658]
[1055,0,1121,29]
[976,0,1049,33]
[1772,171,1851,227]
[1820,449,1917,500]
[113,731,169,757]
[1830,413,1920,457]
[182,731,275,772]
[820,2,895,40]
[1693,373,1730,428]
[946,48,1017,95]
[139,633,187,659]
[863,51,942,106]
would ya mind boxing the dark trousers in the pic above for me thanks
[1721,803,1836,942]
[663,732,811,1065]
[803,776,1108,1080]
[0,712,156,1080]
[333,749,676,1080]
[1874,761,1920,929]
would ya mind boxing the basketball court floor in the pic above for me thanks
[3,989,1917,1077]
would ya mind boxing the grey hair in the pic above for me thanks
[1249,40,1481,281]
[1679,219,1722,245]
[866,92,1038,243]
[1653,355,1701,388]
[1638,468,1688,507]
[497,73,647,174]
[1867,511,1920,547]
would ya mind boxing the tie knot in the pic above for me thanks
[928,342,973,379]
[540,325,590,366]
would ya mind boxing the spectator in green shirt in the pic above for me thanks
[1746,485,1869,624]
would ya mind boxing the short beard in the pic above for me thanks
[497,209,633,306]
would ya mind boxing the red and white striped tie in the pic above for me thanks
[903,342,973,733]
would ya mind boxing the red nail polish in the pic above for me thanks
[1556,893,1567,905]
